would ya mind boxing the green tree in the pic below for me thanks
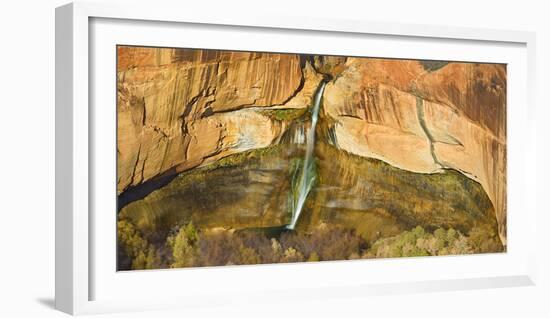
[167,222,200,268]
[366,226,474,258]
[117,220,159,270]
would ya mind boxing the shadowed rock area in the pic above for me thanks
[118,142,502,269]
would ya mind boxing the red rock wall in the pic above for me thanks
[322,58,507,243]
[117,47,305,193]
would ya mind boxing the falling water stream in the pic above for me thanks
[287,80,328,230]
[119,76,499,251]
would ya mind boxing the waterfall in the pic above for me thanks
[287,80,327,230]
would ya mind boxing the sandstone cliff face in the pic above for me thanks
[321,58,507,243]
[118,48,507,243]
[117,47,314,194]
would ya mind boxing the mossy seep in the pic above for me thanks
[259,108,309,122]
[310,143,499,237]
[118,145,297,243]
[117,141,504,270]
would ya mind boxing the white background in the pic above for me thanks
[0,0,547,317]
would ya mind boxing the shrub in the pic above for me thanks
[279,225,366,261]
[198,230,240,266]
[117,220,159,270]
[307,252,320,262]
[167,222,199,268]
[366,226,474,258]
[121,221,502,269]
[467,225,504,253]
[281,247,304,263]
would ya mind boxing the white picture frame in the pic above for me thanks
[55,1,538,315]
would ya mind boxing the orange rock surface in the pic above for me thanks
[322,58,507,243]
[117,47,507,243]
[117,47,307,194]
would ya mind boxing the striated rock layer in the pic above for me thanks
[320,58,507,244]
[117,47,320,194]
[117,47,507,244]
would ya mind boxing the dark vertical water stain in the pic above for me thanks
[415,96,444,168]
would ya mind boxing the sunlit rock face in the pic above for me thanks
[117,47,314,194]
[117,47,507,244]
[321,58,507,243]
